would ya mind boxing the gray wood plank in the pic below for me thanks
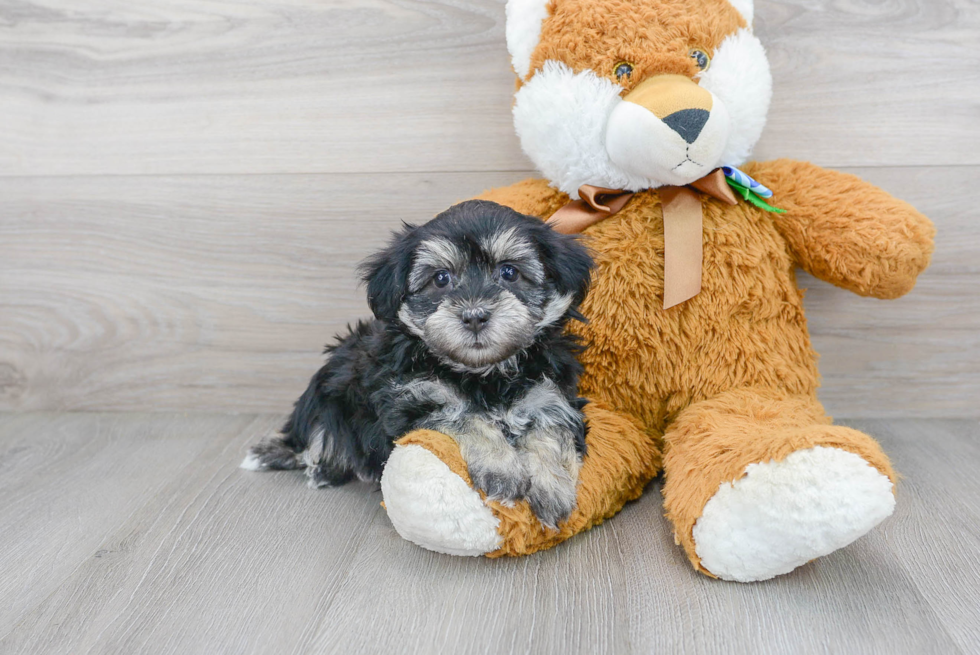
[296,509,631,655]
[0,0,977,177]
[1,167,975,416]
[847,419,980,654]
[611,484,963,654]
[0,414,384,655]
[0,413,259,638]
[815,330,980,419]
[2,414,978,654]
[752,0,980,169]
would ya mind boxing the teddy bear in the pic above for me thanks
[378,0,935,582]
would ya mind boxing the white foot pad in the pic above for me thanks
[693,446,895,582]
[380,444,503,556]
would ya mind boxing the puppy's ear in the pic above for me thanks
[358,223,417,322]
[535,225,594,306]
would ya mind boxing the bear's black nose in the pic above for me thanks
[662,108,710,144]
[460,307,491,334]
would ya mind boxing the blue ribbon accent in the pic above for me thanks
[722,166,774,199]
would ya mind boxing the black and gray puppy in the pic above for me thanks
[242,200,594,528]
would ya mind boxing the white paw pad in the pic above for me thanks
[693,446,895,582]
[380,445,503,556]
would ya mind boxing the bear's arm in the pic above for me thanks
[742,159,936,299]
[472,178,570,219]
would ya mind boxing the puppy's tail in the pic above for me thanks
[240,436,303,471]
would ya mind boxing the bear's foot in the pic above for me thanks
[664,388,897,582]
[692,445,895,582]
[380,433,502,556]
[381,403,662,557]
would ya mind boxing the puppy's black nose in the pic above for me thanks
[460,307,491,334]
[662,108,710,144]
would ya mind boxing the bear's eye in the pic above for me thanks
[498,264,520,282]
[614,62,634,81]
[433,270,452,288]
[689,49,711,71]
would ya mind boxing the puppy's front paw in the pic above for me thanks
[469,460,530,504]
[520,433,582,530]
[524,469,579,530]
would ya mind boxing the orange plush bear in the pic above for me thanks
[379,0,935,581]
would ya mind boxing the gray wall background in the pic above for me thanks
[1,0,977,417]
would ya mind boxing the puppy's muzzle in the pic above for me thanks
[460,306,491,335]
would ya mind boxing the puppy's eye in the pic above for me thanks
[614,62,634,81]
[433,270,452,288]
[689,49,711,71]
[498,264,519,282]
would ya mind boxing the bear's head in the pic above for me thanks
[506,0,771,197]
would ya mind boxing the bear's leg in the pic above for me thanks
[662,388,897,582]
[381,402,662,557]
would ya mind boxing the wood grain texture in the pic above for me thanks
[0,0,978,177]
[855,419,980,654]
[0,413,384,654]
[1,414,979,654]
[1,167,976,416]
[0,171,526,413]
[0,413,268,637]
[297,509,632,655]
[612,483,964,655]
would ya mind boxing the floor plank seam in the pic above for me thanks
[287,500,385,655]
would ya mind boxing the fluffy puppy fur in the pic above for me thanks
[242,200,595,528]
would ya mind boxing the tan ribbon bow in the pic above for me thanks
[546,168,738,309]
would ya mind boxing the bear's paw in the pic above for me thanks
[380,444,502,556]
[692,446,896,582]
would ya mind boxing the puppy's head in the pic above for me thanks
[360,200,593,372]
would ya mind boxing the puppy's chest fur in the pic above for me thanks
[389,376,580,447]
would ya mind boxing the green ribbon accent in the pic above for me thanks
[726,179,787,213]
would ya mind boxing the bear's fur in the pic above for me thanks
[379,0,935,581]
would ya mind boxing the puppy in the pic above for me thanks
[241,200,594,528]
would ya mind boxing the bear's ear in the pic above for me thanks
[505,0,552,81]
[728,0,754,25]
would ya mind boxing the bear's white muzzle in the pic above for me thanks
[605,74,731,187]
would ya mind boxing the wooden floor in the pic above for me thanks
[0,413,977,655]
